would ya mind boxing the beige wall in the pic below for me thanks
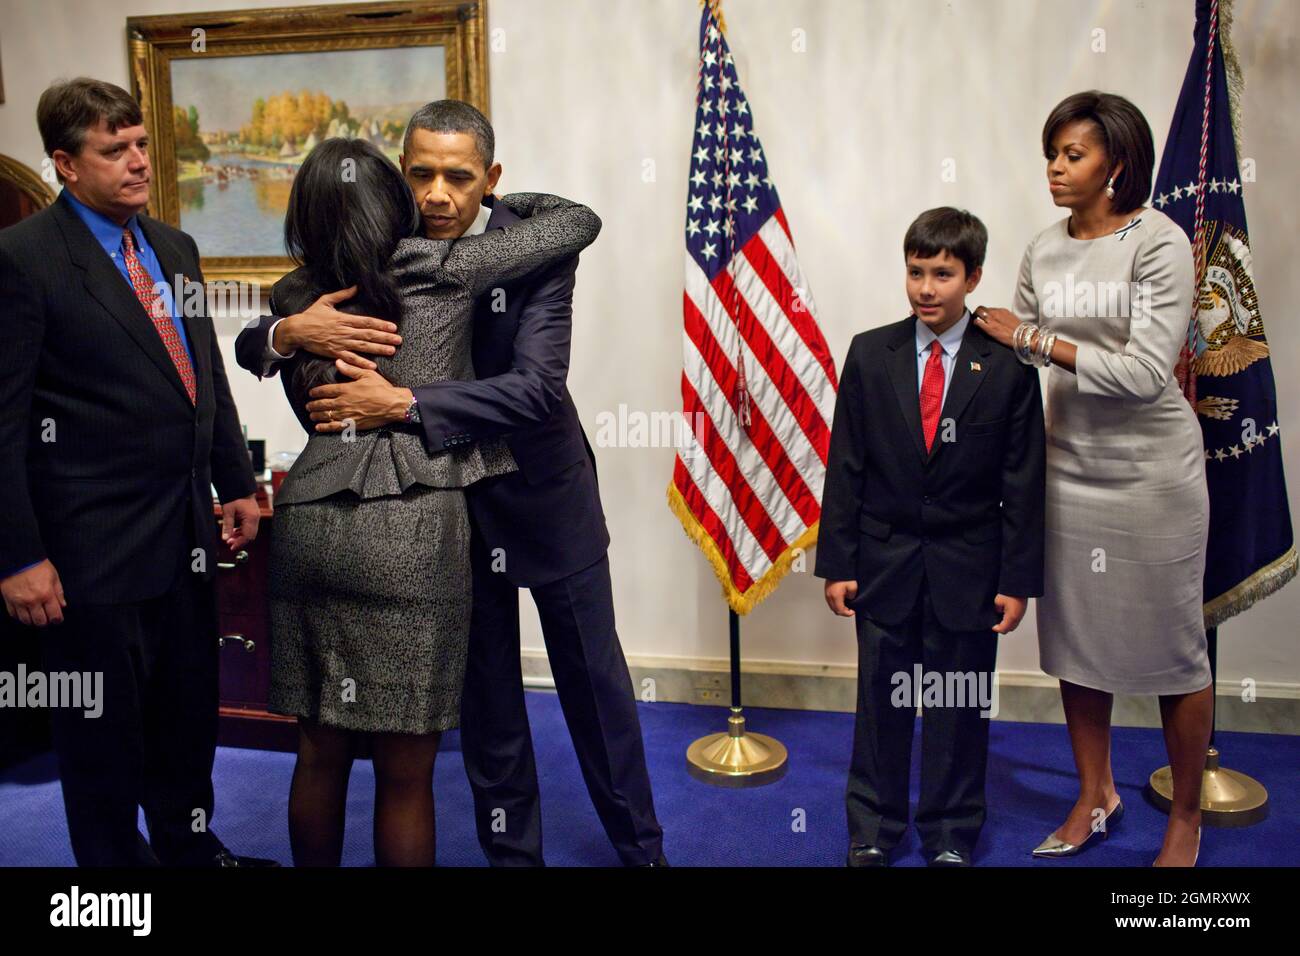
[1,0,1296,700]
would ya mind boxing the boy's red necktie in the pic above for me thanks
[122,228,196,404]
[919,339,944,452]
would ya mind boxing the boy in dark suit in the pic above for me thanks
[815,207,1045,867]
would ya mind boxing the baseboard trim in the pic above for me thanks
[519,651,1299,735]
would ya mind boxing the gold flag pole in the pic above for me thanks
[684,0,785,786]
[686,609,787,786]
[1147,0,1273,827]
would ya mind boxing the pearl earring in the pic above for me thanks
[1105,177,1116,200]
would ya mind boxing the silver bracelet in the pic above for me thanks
[1035,328,1058,368]
[1013,321,1036,364]
[1015,322,1057,368]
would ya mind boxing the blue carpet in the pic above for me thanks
[2,692,1296,866]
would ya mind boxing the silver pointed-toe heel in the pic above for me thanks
[1032,800,1124,858]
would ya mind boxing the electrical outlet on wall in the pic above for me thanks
[693,671,728,705]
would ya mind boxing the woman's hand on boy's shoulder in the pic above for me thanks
[824,580,858,617]
[972,305,1020,349]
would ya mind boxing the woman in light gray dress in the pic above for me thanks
[263,139,600,866]
[975,92,1212,867]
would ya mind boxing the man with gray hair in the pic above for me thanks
[237,99,666,866]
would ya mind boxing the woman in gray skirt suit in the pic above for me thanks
[975,92,1212,867]
[264,139,600,866]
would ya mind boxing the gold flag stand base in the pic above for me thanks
[1146,747,1269,827]
[686,707,787,788]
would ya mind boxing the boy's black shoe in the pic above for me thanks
[847,845,890,867]
[927,848,971,867]
[211,848,281,867]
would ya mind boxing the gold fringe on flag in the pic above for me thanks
[667,481,820,616]
[1204,545,1298,630]
[1219,0,1246,162]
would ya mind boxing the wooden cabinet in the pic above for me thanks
[212,489,297,751]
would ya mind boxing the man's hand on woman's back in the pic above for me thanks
[278,286,403,370]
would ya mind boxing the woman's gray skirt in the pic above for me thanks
[267,485,471,735]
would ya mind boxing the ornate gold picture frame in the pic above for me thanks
[127,1,490,285]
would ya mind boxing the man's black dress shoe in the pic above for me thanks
[212,848,280,868]
[927,848,971,868]
[846,845,890,868]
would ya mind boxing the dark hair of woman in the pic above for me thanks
[282,137,420,407]
[1041,90,1155,213]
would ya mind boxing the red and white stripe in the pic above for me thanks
[673,213,838,606]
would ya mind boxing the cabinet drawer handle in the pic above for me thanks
[217,550,250,570]
[218,633,256,653]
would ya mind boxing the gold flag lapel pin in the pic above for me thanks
[970,361,982,372]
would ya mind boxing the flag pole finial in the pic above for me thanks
[699,0,727,34]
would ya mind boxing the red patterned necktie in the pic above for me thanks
[919,338,945,452]
[121,228,196,404]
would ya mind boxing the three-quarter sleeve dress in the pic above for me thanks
[1012,208,1212,695]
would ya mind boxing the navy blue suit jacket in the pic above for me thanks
[234,195,609,586]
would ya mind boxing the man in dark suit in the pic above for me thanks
[0,78,272,867]
[815,208,1045,867]
[234,100,665,866]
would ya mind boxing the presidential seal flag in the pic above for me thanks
[1155,0,1296,625]
[667,0,838,615]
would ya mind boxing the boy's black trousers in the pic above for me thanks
[846,579,1000,857]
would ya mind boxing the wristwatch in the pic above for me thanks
[404,396,422,425]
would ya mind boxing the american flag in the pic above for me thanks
[667,1,839,615]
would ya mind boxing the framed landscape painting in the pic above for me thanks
[127,1,490,284]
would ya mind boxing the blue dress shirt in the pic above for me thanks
[63,190,193,362]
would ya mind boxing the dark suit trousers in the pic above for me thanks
[847,580,999,857]
[38,551,224,867]
[458,523,664,866]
